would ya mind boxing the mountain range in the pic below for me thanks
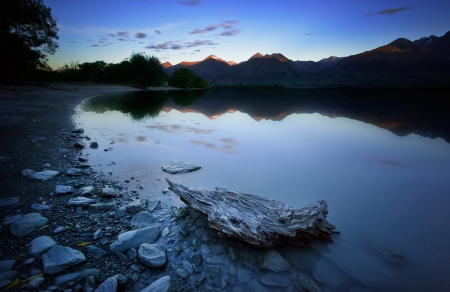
[164,30,450,87]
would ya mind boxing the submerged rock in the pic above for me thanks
[10,213,49,237]
[0,197,20,210]
[260,249,291,272]
[161,161,201,174]
[130,211,157,229]
[138,243,168,268]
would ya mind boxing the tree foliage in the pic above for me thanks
[168,68,208,89]
[0,0,59,83]
[128,52,167,88]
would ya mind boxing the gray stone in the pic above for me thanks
[75,163,91,169]
[146,198,159,212]
[259,274,290,287]
[72,128,84,134]
[2,214,22,225]
[66,168,84,176]
[126,201,146,214]
[206,254,230,265]
[260,249,291,272]
[182,260,193,274]
[90,142,99,148]
[31,203,53,211]
[130,211,156,229]
[228,247,238,262]
[22,169,35,177]
[169,206,187,218]
[113,274,128,286]
[0,197,20,210]
[89,203,116,213]
[200,243,211,254]
[67,197,95,207]
[190,254,203,266]
[54,268,100,286]
[42,245,86,274]
[0,270,18,281]
[237,267,252,283]
[93,229,104,240]
[27,276,45,290]
[110,225,161,254]
[128,248,137,260]
[84,246,107,258]
[0,260,15,272]
[10,213,49,237]
[295,276,321,292]
[29,170,60,181]
[140,276,175,292]
[138,244,167,268]
[161,161,201,174]
[101,186,118,198]
[211,243,225,255]
[0,281,10,289]
[95,276,118,292]
[22,258,35,266]
[27,236,57,255]
[55,185,73,195]
[74,141,86,148]
[175,268,189,278]
[161,227,171,237]
[53,226,65,234]
[244,278,273,292]
[76,186,96,196]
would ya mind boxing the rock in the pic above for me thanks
[27,276,45,289]
[0,281,10,289]
[244,278,273,292]
[75,163,91,169]
[311,257,345,289]
[113,274,128,286]
[0,260,15,272]
[140,276,175,292]
[228,247,238,262]
[90,142,99,149]
[101,186,118,198]
[29,170,60,181]
[42,245,86,274]
[161,227,171,237]
[259,274,290,287]
[161,161,201,174]
[146,198,159,212]
[200,244,211,254]
[74,141,86,148]
[2,214,22,225]
[27,236,57,255]
[53,226,66,234]
[66,168,84,176]
[89,203,116,213]
[109,225,161,254]
[10,213,49,237]
[190,254,203,266]
[260,249,291,272]
[54,268,100,286]
[182,260,193,274]
[76,186,96,196]
[125,201,146,214]
[0,270,18,281]
[211,243,225,255]
[175,268,189,278]
[22,169,35,177]
[206,254,230,265]
[93,229,104,240]
[84,246,107,258]
[130,211,156,229]
[0,197,20,210]
[67,197,95,207]
[72,128,84,134]
[31,203,53,211]
[169,206,187,218]
[95,276,118,292]
[295,276,321,292]
[128,248,137,260]
[55,185,73,195]
[137,244,167,268]
[166,179,336,247]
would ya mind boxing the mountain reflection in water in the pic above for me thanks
[81,88,450,144]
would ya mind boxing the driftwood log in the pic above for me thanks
[166,179,337,247]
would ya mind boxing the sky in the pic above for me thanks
[43,0,450,69]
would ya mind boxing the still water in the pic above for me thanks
[76,89,450,291]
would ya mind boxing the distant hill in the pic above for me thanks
[163,30,450,87]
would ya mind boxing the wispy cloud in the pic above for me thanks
[365,6,411,17]
[155,30,161,34]
[179,0,201,5]
[117,31,129,36]
[220,20,238,29]
[216,29,240,36]
[189,24,218,34]
[366,157,407,167]
[305,33,316,36]
[146,39,217,50]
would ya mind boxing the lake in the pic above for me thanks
[75,88,450,291]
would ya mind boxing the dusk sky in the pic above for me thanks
[44,0,450,69]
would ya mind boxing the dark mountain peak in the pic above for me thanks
[387,38,414,48]
[249,53,263,60]
[414,35,438,46]
[269,53,292,63]
[319,56,343,63]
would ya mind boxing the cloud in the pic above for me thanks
[117,31,129,36]
[220,20,238,29]
[135,32,147,38]
[216,29,240,36]
[91,44,99,47]
[365,6,411,17]
[366,157,407,167]
[179,0,201,5]
[146,39,217,50]
[189,24,218,34]
[155,30,161,34]
[146,124,216,134]
[305,33,316,36]
[108,33,115,37]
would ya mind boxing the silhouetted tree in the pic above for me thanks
[128,52,167,88]
[168,68,208,89]
[0,0,59,83]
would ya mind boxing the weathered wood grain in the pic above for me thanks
[166,179,337,247]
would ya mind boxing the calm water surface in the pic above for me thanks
[75,89,450,291]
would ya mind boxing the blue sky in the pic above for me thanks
[44,0,450,69]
